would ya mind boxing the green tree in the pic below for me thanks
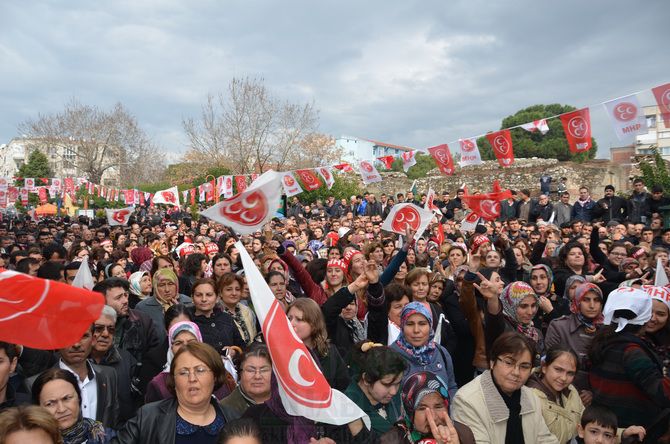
[389,153,438,180]
[477,104,597,163]
[16,150,53,207]
[638,147,670,191]
[299,174,361,204]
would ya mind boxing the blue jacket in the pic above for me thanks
[571,199,598,221]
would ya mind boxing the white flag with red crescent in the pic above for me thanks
[382,203,434,241]
[236,241,370,427]
[316,166,335,190]
[200,171,281,235]
[105,206,134,226]
[281,172,304,197]
[152,186,181,207]
[520,119,550,135]
[603,94,646,144]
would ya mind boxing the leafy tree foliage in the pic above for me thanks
[638,147,670,192]
[298,174,361,204]
[389,153,438,180]
[477,104,597,163]
[17,150,52,182]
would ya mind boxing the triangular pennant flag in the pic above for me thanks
[428,144,455,176]
[236,241,370,428]
[486,129,514,167]
[656,257,669,287]
[358,160,382,184]
[200,171,282,235]
[560,108,592,153]
[652,83,670,127]
[296,169,322,192]
[460,211,480,232]
[281,172,304,197]
[520,119,550,135]
[316,167,334,190]
[72,260,95,290]
[458,138,483,167]
[603,94,646,144]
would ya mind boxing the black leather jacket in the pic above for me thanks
[112,397,225,444]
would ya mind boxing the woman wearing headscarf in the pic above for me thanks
[589,287,670,440]
[481,279,544,361]
[643,285,670,376]
[545,282,604,392]
[135,268,192,332]
[128,271,152,309]
[390,302,458,400]
[382,371,475,444]
[145,321,234,403]
[129,246,153,273]
[528,264,570,334]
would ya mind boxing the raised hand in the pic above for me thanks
[364,262,379,284]
[426,408,460,444]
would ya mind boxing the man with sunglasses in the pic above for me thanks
[90,305,139,422]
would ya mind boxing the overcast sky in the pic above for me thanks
[1,0,668,162]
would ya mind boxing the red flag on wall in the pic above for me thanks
[296,169,322,191]
[377,156,395,170]
[652,83,670,127]
[486,130,514,167]
[427,144,455,176]
[560,108,592,153]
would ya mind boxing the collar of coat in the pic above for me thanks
[480,370,535,423]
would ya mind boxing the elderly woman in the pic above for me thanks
[145,320,234,403]
[32,369,115,444]
[0,405,64,444]
[382,371,475,443]
[128,271,152,308]
[452,332,558,443]
[113,342,228,444]
[135,268,192,332]
[219,343,272,422]
[390,302,458,400]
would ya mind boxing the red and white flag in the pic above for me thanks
[20,188,28,205]
[51,178,61,190]
[106,206,134,226]
[486,130,514,167]
[382,203,434,240]
[652,83,670,127]
[0,178,7,191]
[358,160,382,184]
[200,171,282,235]
[377,156,395,170]
[0,270,104,350]
[152,186,181,207]
[235,176,248,193]
[333,163,354,173]
[38,188,48,204]
[458,138,483,167]
[64,178,74,192]
[603,94,646,144]
[25,178,35,191]
[236,241,370,427]
[0,191,6,208]
[461,180,513,221]
[296,169,322,191]
[281,172,303,197]
[182,190,189,205]
[198,184,206,202]
[316,167,335,190]
[222,176,234,198]
[460,211,481,232]
[520,119,550,135]
[428,144,455,176]
[425,188,439,213]
[401,150,417,172]
[560,108,592,153]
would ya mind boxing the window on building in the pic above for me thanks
[647,115,657,128]
[659,131,670,139]
[662,147,670,156]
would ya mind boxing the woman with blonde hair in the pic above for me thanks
[217,273,257,345]
[0,405,64,444]
[287,298,350,390]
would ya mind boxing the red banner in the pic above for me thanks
[235,176,248,193]
[560,108,592,153]
[38,188,48,204]
[486,130,514,167]
[652,83,670,127]
[377,156,395,170]
[427,144,455,176]
[296,169,322,191]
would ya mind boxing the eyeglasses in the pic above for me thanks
[242,366,272,376]
[496,357,533,372]
[175,366,212,379]
[93,324,116,335]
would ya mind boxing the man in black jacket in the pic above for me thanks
[597,185,627,223]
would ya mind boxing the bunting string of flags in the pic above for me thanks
[1,82,666,211]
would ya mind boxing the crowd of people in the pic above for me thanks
[1,177,670,443]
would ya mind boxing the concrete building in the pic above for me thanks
[336,136,413,163]
[0,137,120,185]
[636,105,670,157]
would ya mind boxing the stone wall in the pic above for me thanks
[362,158,630,200]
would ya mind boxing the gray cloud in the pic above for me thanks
[1,0,668,161]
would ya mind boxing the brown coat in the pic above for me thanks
[458,281,488,369]
[544,313,597,390]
